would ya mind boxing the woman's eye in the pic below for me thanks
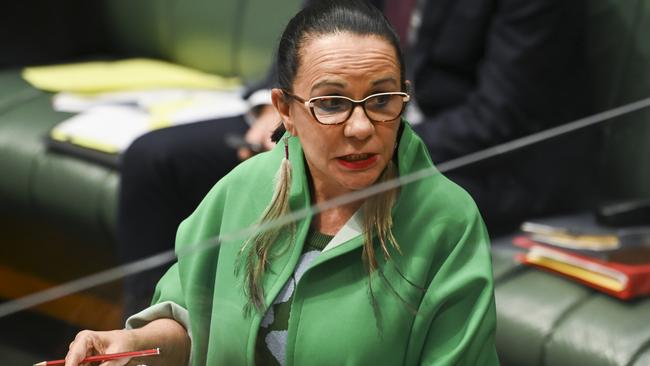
[368,95,390,108]
[315,98,347,112]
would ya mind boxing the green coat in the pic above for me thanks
[152,122,499,365]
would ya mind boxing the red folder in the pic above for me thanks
[513,236,650,300]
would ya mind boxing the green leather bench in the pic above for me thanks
[1,0,301,243]
[491,0,650,364]
[493,242,650,366]
[1,0,649,364]
[0,0,301,328]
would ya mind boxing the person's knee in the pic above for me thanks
[121,129,184,178]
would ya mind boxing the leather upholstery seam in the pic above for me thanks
[493,263,528,286]
[626,337,650,366]
[539,292,593,366]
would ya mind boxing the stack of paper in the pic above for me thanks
[23,58,241,93]
[521,221,620,251]
[22,59,251,162]
[49,89,249,154]
[514,220,650,300]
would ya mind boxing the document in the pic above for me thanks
[50,89,249,154]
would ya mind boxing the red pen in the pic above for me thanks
[33,348,160,366]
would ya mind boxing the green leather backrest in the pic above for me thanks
[238,0,302,82]
[102,0,178,63]
[589,0,650,200]
[103,0,301,82]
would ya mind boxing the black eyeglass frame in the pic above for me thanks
[283,90,411,125]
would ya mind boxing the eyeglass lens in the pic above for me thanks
[312,94,404,124]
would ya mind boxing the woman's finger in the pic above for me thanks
[98,357,132,366]
[238,147,253,161]
[65,331,99,366]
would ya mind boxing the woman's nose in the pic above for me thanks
[343,105,374,140]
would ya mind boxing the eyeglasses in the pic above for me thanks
[283,91,410,125]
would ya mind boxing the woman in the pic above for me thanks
[65,1,498,365]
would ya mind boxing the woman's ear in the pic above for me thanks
[272,88,296,135]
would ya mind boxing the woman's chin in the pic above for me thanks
[335,171,384,192]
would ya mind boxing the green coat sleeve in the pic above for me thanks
[148,178,230,366]
[150,168,231,310]
[417,211,500,365]
[151,262,185,307]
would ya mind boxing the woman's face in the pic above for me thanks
[273,33,403,199]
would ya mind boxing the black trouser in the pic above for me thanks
[116,115,248,317]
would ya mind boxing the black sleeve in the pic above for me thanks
[413,0,592,163]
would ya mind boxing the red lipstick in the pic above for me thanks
[336,154,379,170]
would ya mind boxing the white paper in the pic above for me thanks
[50,89,251,154]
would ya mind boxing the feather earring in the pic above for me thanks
[276,136,292,206]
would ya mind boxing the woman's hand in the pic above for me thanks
[238,105,280,161]
[64,319,190,366]
[65,329,135,366]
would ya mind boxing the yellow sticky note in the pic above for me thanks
[23,58,240,93]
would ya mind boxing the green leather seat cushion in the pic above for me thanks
[0,69,117,237]
[492,246,650,366]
